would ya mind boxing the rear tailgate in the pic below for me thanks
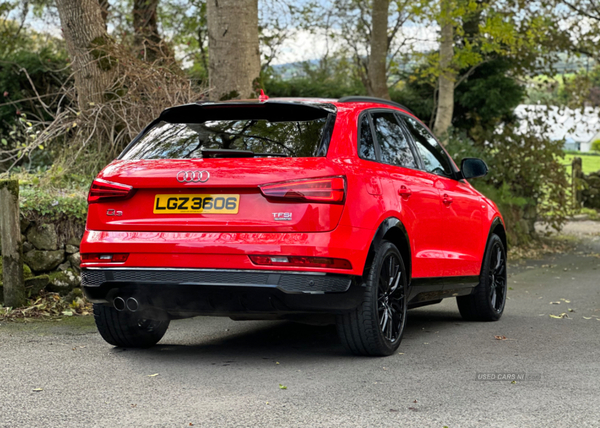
[86,157,346,233]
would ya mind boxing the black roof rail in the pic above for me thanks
[337,96,414,115]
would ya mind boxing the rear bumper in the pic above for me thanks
[79,225,372,276]
[82,268,365,317]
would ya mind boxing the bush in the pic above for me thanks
[14,172,88,225]
[447,120,569,246]
[592,140,600,153]
[0,31,71,172]
[2,41,204,178]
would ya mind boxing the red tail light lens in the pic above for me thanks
[259,176,346,204]
[87,179,134,204]
[249,255,352,269]
[81,253,129,263]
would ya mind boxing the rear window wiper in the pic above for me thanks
[201,149,288,158]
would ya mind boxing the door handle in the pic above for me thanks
[398,186,412,199]
[442,194,453,206]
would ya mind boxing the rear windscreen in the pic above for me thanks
[121,117,332,160]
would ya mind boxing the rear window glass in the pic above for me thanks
[121,118,330,160]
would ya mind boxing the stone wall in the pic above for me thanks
[0,219,82,304]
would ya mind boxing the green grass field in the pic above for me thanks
[563,154,600,174]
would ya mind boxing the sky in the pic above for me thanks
[271,24,439,66]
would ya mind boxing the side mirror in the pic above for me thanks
[461,158,488,179]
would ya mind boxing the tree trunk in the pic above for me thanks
[207,0,260,100]
[0,179,25,308]
[367,0,390,100]
[55,0,116,111]
[433,2,455,142]
[133,0,164,62]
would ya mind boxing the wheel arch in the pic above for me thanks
[490,216,507,252]
[479,216,507,276]
[365,217,412,283]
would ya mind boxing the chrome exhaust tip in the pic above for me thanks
[126,297,140,312]
[113,296,126,311]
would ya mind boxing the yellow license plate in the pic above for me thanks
[153,194,239,214]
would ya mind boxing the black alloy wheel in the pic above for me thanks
[377,252,406,344]
[337,241,408,356]
[457,233,507,321]
[488,242,507,313]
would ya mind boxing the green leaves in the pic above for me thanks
[19,179,87,224]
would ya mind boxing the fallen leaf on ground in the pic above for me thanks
[583,316,592,320]
[550,301,560,305]
[560,299,571,303]
[279,384,287,390]
[494,335,507,340]
[32,388,43,392]
[147,373,159,377]
[549,313,569,319]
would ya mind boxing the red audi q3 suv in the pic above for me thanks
[81,96,507,356]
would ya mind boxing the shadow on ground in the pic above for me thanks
[109,304,466,363]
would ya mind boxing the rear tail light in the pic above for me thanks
[259,176,346,204]
[80,253,129,263]
[87,178,134,204]
[249,255,352,269]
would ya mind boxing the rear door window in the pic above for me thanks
[358,114,377,161]
[371,112,418,169]
[401,115,454,178]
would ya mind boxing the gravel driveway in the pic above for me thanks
[1,223,600,427]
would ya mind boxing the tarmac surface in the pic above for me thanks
[1,225,600,427]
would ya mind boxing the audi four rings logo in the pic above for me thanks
[176,170,210,183]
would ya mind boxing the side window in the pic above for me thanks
[402,116,453,178]
[371,112,418,169]
[358,114,377,161]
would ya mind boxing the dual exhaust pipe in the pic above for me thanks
[113,296,140,313]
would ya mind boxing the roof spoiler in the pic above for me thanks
[158,101,336,124]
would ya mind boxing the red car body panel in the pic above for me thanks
[81,98,505,311]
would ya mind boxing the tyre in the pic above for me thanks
[93,303,170,348]
[457,233,507,321]
[337,241,408,356]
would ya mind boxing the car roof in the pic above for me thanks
[187,96,415,116]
